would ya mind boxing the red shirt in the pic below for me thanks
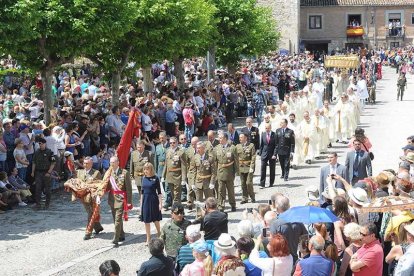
[354,239,383,276]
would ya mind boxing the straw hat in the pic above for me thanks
[404,221,414,236]
[348,188,369,206]
[214,233,236,250]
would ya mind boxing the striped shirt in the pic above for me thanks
[176,244,195,273]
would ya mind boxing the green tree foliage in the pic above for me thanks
[212,0,280,70]
[0,0,135,123]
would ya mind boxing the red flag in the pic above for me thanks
[116,107,141,169]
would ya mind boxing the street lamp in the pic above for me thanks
[371,10,375,24]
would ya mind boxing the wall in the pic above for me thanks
[300,5,414,50]
[257,0,300,54]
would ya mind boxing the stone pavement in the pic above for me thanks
[1,66,413,276]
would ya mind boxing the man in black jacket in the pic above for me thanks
[275,119,295,181]
[200,197,228,240]
[259,123,277,188]
[137,238,174,276]
[241,117,260,151]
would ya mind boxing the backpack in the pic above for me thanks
[184,110,194,126]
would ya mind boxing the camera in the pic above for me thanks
[262,228,270,237]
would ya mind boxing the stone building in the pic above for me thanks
[300,0,414,52]
[257,0,301,54]
[259,0,414,53]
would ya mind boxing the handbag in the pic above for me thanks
[361,142,374,160]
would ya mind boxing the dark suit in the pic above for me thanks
[275,127,295,179]
[319,163,348,200]
[228,130,240,145]
[345,150,372,184]
[259,131,277,187]
[241,126,260,150]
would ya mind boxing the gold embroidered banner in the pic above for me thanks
[324,55,359,69]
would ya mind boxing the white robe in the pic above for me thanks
[333,100,354,139]
[295,119,318,162]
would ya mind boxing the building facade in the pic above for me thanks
[300,0,414,52]
[257,0,301,54]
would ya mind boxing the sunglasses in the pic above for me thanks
[173,210,184,215]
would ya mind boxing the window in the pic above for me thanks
[309,16,322,29]
[390,42,400,48]
[412,13,414,24]
[348,14,362,26]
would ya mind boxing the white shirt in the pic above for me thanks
[249,249,293,276]
[141,113,152,132]
[44,136,59,156]
[29,105,41,119]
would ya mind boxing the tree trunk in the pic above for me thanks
[41,68,54,125]
[227,64,237,75]
[207,46,216,80]
[111,70,121,106]
[174,57,185,92]
[142,67,153,93]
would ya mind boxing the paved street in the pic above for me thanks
[1,66,413,276]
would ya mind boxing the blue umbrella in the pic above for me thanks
[278,206,339,224]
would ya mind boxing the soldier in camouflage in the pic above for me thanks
[160,203,191,258]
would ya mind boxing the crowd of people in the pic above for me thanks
[2,46,414,276]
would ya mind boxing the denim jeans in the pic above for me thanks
[18,167,27,181]
[184,124,194,142]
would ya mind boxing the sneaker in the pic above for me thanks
[18,202,27,207]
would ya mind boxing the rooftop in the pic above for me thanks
[300,0,414,6]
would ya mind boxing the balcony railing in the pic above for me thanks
[346,26,364,37]
[386,26,405,38]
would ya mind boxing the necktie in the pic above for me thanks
[282,128,285,135]
[354,151,360,173]
[267,133,270,143]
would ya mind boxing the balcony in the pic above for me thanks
[346,26,364,37]
[386,26,405,38]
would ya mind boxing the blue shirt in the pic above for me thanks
[166,109,177,123]
[243,251,268,276]
[120,113,129,125]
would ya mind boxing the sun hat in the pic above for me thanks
[322,186,345,200]
[404,221,414,236]
[401,152,414,164]
[372,172,390,187]
[306,185,319,201]
[214,233,236,250]
[348,187,369,206]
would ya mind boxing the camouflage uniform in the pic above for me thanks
[235,142,256,203]
[107,168,132,243]
[76,168,103,234]
[130,149,153,194]
[163,147,187,204]
[213,143,239,211]
[160,218,191,257]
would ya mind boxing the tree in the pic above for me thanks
[0,0,136,124]
[88,0,216,99]
[211,0,280,72]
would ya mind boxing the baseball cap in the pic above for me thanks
[402,144,414,151]
[190,240,209,253]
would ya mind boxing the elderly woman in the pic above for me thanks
[214,233,245,276]
[338,223,363,276]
